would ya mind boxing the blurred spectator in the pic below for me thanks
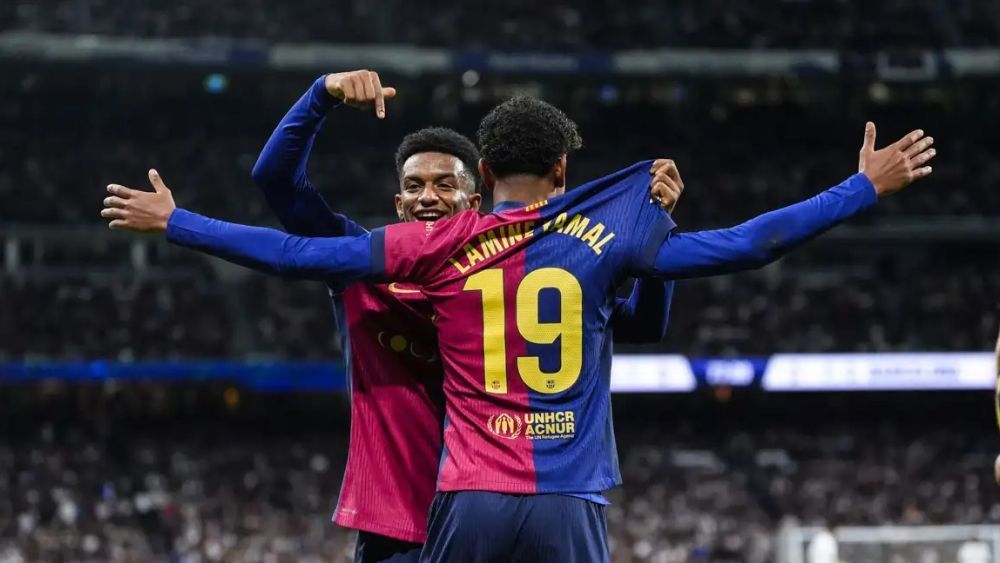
[0,389,996,562]
[0,276,233,360]
[2,0,1000,48]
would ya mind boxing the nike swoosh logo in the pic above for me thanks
[388,283,421,294]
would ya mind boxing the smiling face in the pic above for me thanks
[395,151,482,222]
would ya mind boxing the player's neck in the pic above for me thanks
[492,176,559,206]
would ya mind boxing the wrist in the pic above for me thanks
[315,75,342,109]
[861,172,885,197]
[160,208,178,234]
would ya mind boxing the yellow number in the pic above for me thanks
[516,269,583,394]
[464,269,508,394]
[464,268,583,395]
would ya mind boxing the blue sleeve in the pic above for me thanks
[166,208,374,283]
[610,279,674,344]
[653,173,878,279]
[250,76,367,238]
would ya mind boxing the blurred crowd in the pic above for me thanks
[4,69,1000,227]
[661,247,1000,356]
[0,276,232,360]
[3,0,1000,48]
[610,417,999,562]
[0,390,995,562]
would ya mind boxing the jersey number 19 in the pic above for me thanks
[464,268,583,395]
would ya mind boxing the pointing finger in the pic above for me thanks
[370,71,386,119]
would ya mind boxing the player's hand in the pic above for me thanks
[858,122,936,197]
[649,159,683,213]
[325,70,397,119]
[101,169,176,233]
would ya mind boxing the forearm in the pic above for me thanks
[653,173,877,279]
[251,76,337,192]
[251,77,360,237]
[611,278,674,344]
[166,208,373,283]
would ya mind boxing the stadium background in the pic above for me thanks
[1,1,999,561]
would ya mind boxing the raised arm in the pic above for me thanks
[250,71,395,237]
[651,123,936,279]
[652,173,874,278]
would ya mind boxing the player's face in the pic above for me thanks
[396,152,482,222]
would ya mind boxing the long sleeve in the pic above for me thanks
[166,208,374,283]
[610,279,674,344]
[653,173,878,279]
[250,76,366,238]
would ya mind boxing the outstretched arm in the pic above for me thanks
[653,173,875,278]
[651,123,936,279]
[250,71,395,238]
[101,170,376,283]
[166,208,375,283]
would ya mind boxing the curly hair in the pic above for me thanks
[394,127,482,193]
[477,96,583,178]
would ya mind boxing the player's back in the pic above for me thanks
[375,161,672,496]
[333,282,444,543]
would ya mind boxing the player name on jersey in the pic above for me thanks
[449,211,617,274]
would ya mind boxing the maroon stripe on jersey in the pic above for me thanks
[333,282,444,543]
[435,236,537,492]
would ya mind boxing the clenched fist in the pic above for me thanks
[649,158,684,213]
[325,70,397,119]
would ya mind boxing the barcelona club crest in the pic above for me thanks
[487,412,523,439]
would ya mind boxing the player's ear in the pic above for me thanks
[479,159,496,192]
[468,192,483,211]
[394,193,405,221]
[553,155,568,190]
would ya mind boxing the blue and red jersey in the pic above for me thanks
[245,77,675,540]
[170,135,878,499]
[371,162,674,494]
[247,78,445,542]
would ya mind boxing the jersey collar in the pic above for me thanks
[491,200,528,213]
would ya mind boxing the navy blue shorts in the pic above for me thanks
[420,491,609,563]
[355,531,422,563]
